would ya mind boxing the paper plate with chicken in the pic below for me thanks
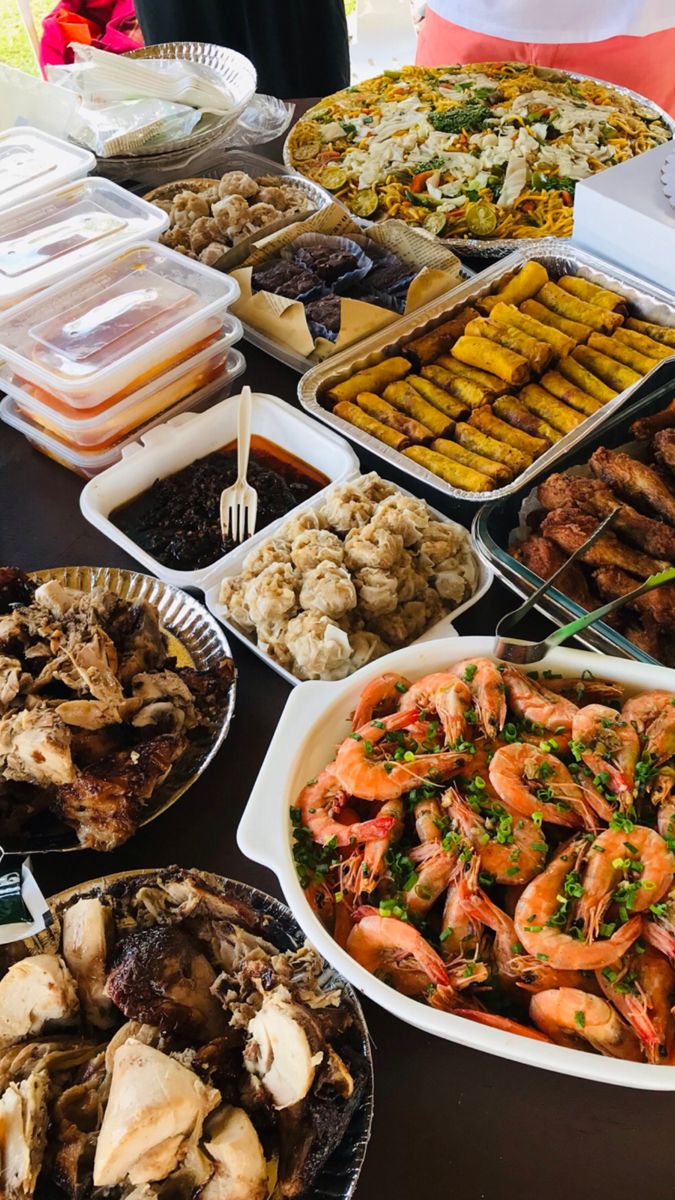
[0,867,372,1200]
[285,63,673,254]
[0,567,235,853]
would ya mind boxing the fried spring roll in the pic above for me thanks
[401,307,479,366]
[356,392,433,442]
[434,355,512,396]
[383,381,454,437]
[490,301,575,358]
[521,299,592,345]
[431,437,511,483]
[572,345,641,391]
[451,336,530,386]
[613,328,673,361]
[334,401,410,450]
[454,421,532,472]
[557,356,618,403]
[420,364,492,410]
[536,282,624,334]
[407,374,468,420]
[587,332,655,375]
[539,370,603,416]
[626,317,675,348]
[478,261,549,313]
[468,406,549,456]
[519,385,586,435]
[464,316,553,373]
[404,444,494,492]
[558,276,627,313]
[327,356,411,403]
[493,395,561,443]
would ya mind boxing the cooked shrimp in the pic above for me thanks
[645,702,675,766]
[451,658,506,738]
[502,664,578,742]
[443,787,547,885]
[515,843,642,970]
[452,1008,553,1043]
[544,677,624,707]
[597,944,675,1063]
[576,825,675,939]
[622,690,674,734]
[489,743,595,828]
[351,672,411,730]
[644,882,675,965]
[440,862,483,960]
[406,840,458,917]
[405,672,472,744]
[297,767,396,847]
[304,878,336,932]
[529,988,642,1060]
[356,797,404,894]
[414,794,443,842]
[572,704,640,811]
[346,906,450,988]
[334,710,467,801]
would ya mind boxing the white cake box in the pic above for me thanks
[573,141,675,295]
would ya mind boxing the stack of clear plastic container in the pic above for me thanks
[0,241,244,476]
[0,127,94,212]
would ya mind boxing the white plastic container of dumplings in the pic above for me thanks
[0,127,94,212]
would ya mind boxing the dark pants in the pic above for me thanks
[135,0,350,99]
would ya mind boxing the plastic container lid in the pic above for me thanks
[0,347,246,478]
[0,241,240,405]
[0,178,169,311]
[0,127,94,212]
[2,317,243,449]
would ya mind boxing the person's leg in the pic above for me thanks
[415,9,528,67]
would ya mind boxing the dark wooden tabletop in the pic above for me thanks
[0,106,669,1200]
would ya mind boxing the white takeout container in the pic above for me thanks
[0,241,239,407]
[204,482,492,685]
[0,178,169,311]
[239,635,675,1090]
[80,390,359,588]
[0,126,94,211]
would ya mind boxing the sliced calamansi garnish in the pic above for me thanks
[290,121,323,163]
[465,200,498,237]
[423,211,447,236]
[348,188,379,218]
[318,165,349,191]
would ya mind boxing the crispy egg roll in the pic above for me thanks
[464,315,553,373]
[521,299,592,345]
[383,381,454,437]
[327,356,411,404]
[404,444,494,492]
[587,332,655,375]
[626,317,675,348]
[431,437,511,483]
[572,345,641,391]
[407,374,468,420]
[401,307,479,366]
[539,370,603,416]
[613,328,673,360]
[557,356,617,404]
[434,355,512,396]
[493,395,561,443]
[334,401,410,450]
[519,385,586,435]
[454,421,532,472]
[468,406,549,456]
[356,392,433,442]
[558,276,627,313]
[421,363,495,410]
[536,282,624,334]
[490,301,575,358]
[451,335,530,386]
[478,261,549,313]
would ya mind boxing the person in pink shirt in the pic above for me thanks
[416,1,675,115]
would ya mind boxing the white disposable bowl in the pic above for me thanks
[239,635,675,1090]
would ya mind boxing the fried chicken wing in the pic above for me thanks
[539,507,668,578]
[515,533,595,609]
[654,428,675,475]
[630,398,675,442]
[538,473,675,560]
[590,447,675,527]
[592,566,675,629]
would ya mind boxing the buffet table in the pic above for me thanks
[1,104,673,1200]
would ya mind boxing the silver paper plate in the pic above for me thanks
[4,567,236,855]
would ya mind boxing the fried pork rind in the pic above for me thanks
[290,529,344,572]
[286,612,353,680]
[244,563,298,624]
[344,524,404,571]
[212,194,250,233]
[189,216,221,254]
[170,190,209,228]
[217,171,259,199]
[299,563,357,619]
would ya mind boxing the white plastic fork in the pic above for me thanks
[220,385,258,544]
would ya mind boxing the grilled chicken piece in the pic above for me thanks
[0,657,31,711]
[539,507,669,578]
[0,706,74,787]
[105,927,228,1041]
[56,697,139,730]
[51,1054,107,1200]
[538,472,675,560]
[245,990,324,1111]
[200,1106,267,1200]
[0,1070,49,1200]
[62,899,116,1030]
[107,599,168,685]
[0,955,79,1046]
[631,397,675,442]
[130,671,198,732]
[54,733,186,851]
[590,447,675,527]
[175,659,234,723]
[514,533,595,609]
[0,568,35,614]
[654,428,675,475]
[593,566,675,629]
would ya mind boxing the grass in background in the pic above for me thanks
[0,0,52,72]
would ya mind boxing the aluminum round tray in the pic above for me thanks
[27,866,374,1200]
[284,63,675,259]
[5,567,236,855]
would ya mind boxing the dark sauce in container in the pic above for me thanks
[112,436,328,571]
